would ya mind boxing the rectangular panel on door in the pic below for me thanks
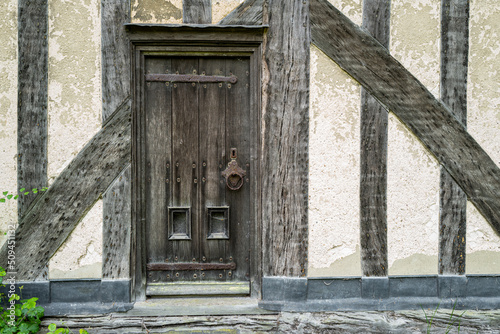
[143,55,251,295]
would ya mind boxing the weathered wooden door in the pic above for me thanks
[143,55,252,296]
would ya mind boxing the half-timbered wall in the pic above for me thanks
[308,0,500,277]
[0,0,499,286]
[46,0,103,279]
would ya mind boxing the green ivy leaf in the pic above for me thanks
[2,191,8,196]
[7,194,13,199]
[27,323,40,333]
[19,188,25,192]
[48,323,57,331]
[14,195,19,199]
[0,198,5,203]
[32,190,38,194]
[24,192,29,195]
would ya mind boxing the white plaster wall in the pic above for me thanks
[0,0,18,249]
[308,0,362,277]
[387,0,441,275]
[47,0,103,279]
[49,200,103,279]
[466,0,500,274]
[131,0,183,23]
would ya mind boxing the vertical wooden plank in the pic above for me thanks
[198,57,227,282]
[360,0,390,277]
[183,0,212,24]
[439,0,469,275]
[145,57,171,284]
[225,57,251,282]
[171,57,199,281]
[262,0,310,276]
[101,0,131,279]
[17,0,48,219]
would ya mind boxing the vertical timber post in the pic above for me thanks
[17,0,49,281]
[360,0,390,277]
[183,0,212,24]
[439,0,469,275]
[101,0,132,282]
[17,1,48,220]
[262,0,310,276]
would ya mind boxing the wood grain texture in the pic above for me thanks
[101,0,132,279]
[17,0,48,219]
[439,0,469,275]
[360,0,390,277]
[101,0,131,120]
[41,310,500,334]
[218,0,263,25]
[183,0,211,24]
[261,0,310,276]
[102,165,132,279]
[0,98,132,279]
[310,0,500,234]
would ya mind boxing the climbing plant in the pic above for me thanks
[0,188,48,203]
[0,266,44,333]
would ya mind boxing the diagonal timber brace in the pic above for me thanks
[311,0,500,234]
[0,98,132,279]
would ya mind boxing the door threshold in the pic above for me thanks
[125,296,276,316]
[146,281,250,297]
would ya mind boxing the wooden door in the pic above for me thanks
[143,55,252,296]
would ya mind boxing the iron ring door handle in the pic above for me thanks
[221,148,246,191]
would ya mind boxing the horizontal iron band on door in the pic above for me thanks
[145,73,238,83]
[147,262,237,271]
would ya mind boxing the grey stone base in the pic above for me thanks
[0,279,132,315]
[260,275,500,311]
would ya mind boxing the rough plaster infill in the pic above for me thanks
[466,0,500,274]
[131,0,183,24]
[387,0,440,275]
[47,0,102,278]
[212,0,244,23]
[0,0,17,249]
[49,200,103,279]
[308,45,361,277]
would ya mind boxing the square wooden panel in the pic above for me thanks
[207,207,230,239]
[168,207,191,240]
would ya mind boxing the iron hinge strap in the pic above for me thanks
[145,73,238,84]
[147,262,237,271]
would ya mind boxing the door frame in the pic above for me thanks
[126,25,266,301]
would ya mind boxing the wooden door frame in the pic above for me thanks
[126,25,266,301]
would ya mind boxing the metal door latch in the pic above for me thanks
[221,148,246,191]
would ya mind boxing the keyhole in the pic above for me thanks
[231,148,237,159]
